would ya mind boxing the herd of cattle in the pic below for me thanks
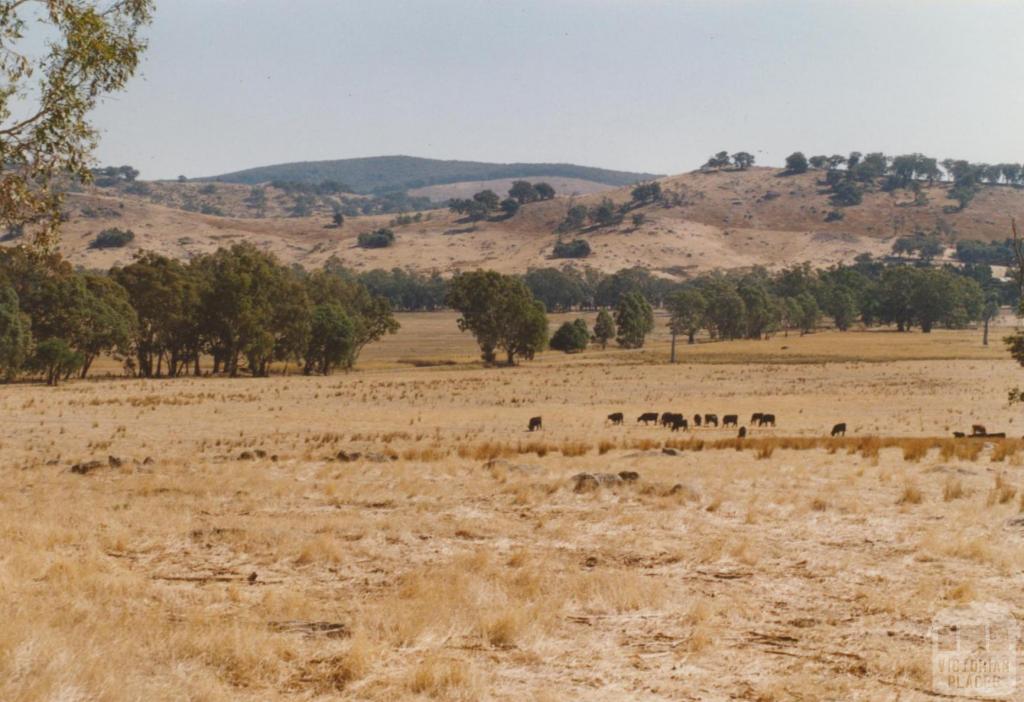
[526,412,838,437]
[526,415,1010,440]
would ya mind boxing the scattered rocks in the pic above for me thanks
[571,471,641,493]
[70,460,104,475]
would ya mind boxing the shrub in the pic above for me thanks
[824,210,844,222]
[358,228,396,249]
[89,228,135,249]
[552,239,591,259]
[549,319,589,353]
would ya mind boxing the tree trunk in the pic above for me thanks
[506,349,515,366]
[670,331,677,363]
[688,330,696,345]
[984,317,990,346]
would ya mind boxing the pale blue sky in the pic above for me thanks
[89,0,1024,180]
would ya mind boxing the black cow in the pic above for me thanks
[660,412,675,427]
[723,414,738,427]
[669,415,688,432]
[751,412,763,425]
[638,412,659,425]
[759,413,776,427]
[953,431,966,438]
[972,424,986,436]
[704,414,718,427]
[831,422,846,437]
[693,414,702,427]
[528,416,542,432]
[607,412,624,425]
[738,426,747,438]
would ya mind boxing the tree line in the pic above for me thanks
[0,245,399,384]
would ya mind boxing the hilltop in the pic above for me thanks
[197,155,661,194]
[33,166,1024,275]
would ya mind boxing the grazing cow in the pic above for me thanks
[607,412,624,425]
[528,416,542,432]
[723,414,738,427]
[751,412,763,425]
[972,424,986,436]
[669,414,688,432]
[831,422,846,437]
[759,413,776,427]
[738,426,747,438]
[693,414,702,427]
[660,412,675,427]
[704,414,719,427]
[953,431,966,438]
[638,412,659,425]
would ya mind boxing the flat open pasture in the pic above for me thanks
[2,320,1024,700]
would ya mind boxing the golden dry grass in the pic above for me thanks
[2,324,1024,700]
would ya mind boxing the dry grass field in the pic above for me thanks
[3,316,1024,700]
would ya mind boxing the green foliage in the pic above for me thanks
[829,180,863,207]
[784,152,808,174]
[614,292,654,348]
[552,239,591,259]
[590,198,619,226]
[732,152,755,170]
[523,268,587,312]
[473,189,500,211]
[0,2,153,248]
[703,151,731,169]
[549,319,589,353]
[509,180,539,205]
[700,277,746,340]
[955,239,1013,266]
[500,198,520,217]
[28,338,83,386]
[357,228,396,249]
[304,303,355,375]
[0,284,30,380]
[446,271,548,365]
[892,232,943,260]
[593,309,615,349]
[666,288,706,343]
[630,182,662,205]
[558,204,588,232]
[89,228,136,249]
[534,183,556,200]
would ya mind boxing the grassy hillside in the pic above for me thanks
[199,155,661,194]
[32,166,1024,275]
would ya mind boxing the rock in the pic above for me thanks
[107,455,123,468]
[661,448,680,456]
[572,472,628,492]
[238,451,255,460]
[70,460,104,475]
[254,449,267,459]
[618,471,640,482]
[142,456,154,465]
[337,450,361,463]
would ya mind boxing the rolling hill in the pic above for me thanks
[197,155,661,194]
[32,166,1024,276]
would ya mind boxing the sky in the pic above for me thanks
[83,0,1024,180]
